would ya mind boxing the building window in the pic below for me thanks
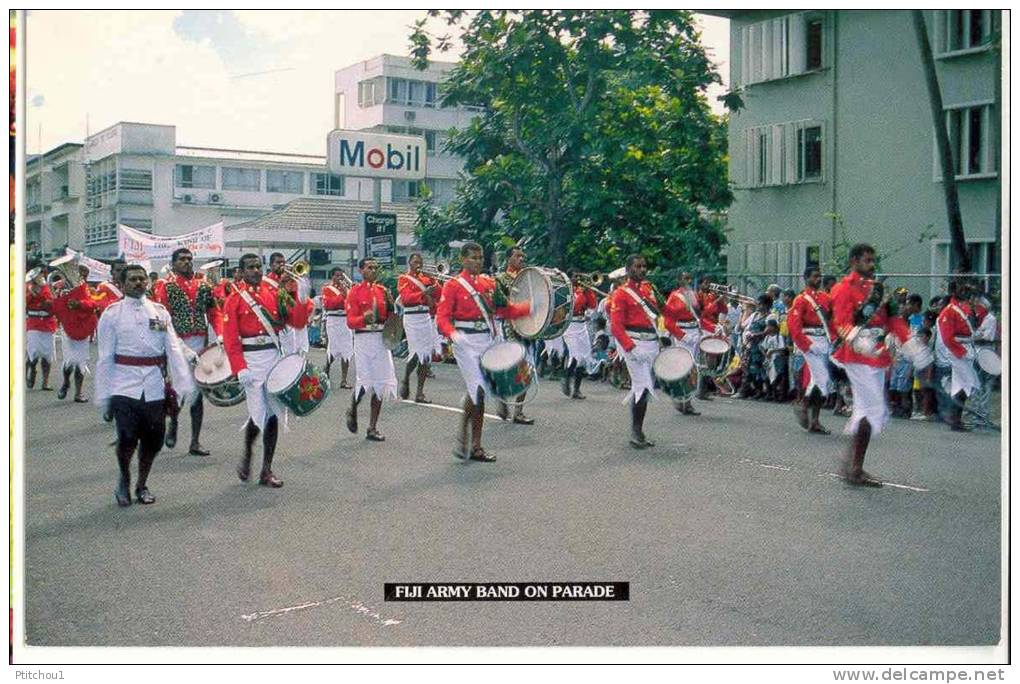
[175,164,216,189]
[939,10,993,55]
[313,173,345,196]
[737,12,825,87]
[358,77,385,107]
[740,119,824,188]
[392,180,424,202]
[425,130,437,155]
[266,170,304,194]
[797,125,823,181]
[383,77,438,107]
[222,167,261,192]
[118,169,152,190]
[938,103,995,179]
[932,240,997,296]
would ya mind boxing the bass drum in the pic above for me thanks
[480,340,534,401]
[508,266,572,340]
[899,336,933,371]
[193,344,245,407]
[653,347,697,401]
[266,354,331,417]
[976,347,1001,376]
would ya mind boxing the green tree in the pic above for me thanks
[410,10,732,271]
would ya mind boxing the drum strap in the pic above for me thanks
[948,304,976,337]
[456,276,496,337]
[103,282,123,299]
[237,288,282,351]
[801,292,832,341]
[401,273,430,293]
[622,285,660,331]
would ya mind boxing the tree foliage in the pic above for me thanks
[410,10,732,273]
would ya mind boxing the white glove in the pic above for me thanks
[809,341,827,355]
[238,368,256,387]
[451,332,467,346]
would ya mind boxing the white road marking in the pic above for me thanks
[740,458,929,492]
[242,594,402,626]
[740,458,792,472]
[400,399,503,421]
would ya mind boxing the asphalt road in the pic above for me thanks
[20,347,1003,648]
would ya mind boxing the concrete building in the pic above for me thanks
[25,143,86,260]
[711,10,1001,296]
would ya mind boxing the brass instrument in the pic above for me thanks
[707,282,756,307]
[282,260,311,279]
[574,272,612,298]
[420,263,453,282]
[46,254,81,291]
[25,266,43,285]
[332,270,355,288]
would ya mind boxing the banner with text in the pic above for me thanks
[117,222,225,262]
[65,248,111,283]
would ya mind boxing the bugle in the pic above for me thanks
[707,282,756,306]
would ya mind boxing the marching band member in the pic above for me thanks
[94,260,127,313]
[222,253,310,488]
[398,253,439,403]
[695,275,728,400]
[95,264,195,507]
[436,242,531,462]
[344,258,398,442]
[663,271,701,416]
[495,246,535,424]
[831,244,910,486]
[151,248,221,455]
[935,280,980,432]
[25,268,58,391]
[561,270,598,400]
[322,267,353,389]
[51,264,98,402]
[609,254,662,449]
[265,252,312,356]
[787,266,833,434]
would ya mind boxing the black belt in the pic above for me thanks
[354,329,383,335]
[242,343,276,352]
[454,326,490,335]
[403,306,429,314]
[325,311,346,317]
[454,319,490,332]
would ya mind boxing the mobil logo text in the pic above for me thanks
[327,130,427,180]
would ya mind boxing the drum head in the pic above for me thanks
[509,268,551,338]
[699,337,731,355]
[481,341,526,371]
[977,348,1001,376]
[195,345,233,385]
[266,354,306,393]
[653,347,695,382]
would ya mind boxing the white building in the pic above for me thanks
[25,143,87,260]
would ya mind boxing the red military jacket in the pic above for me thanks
[663,287,699,341]
[697,291,727,333]
[609,279,660,353]
[937,297,975,360]
[787,287,833,353]
[398,272,439,313]
[831,271,909,368]
[345,281,392,330]
[221,279,309,373]
[571,287,597,317]
[435,270,529,338]
[152,272,222,339]
[321,283,349,312]
[93,281,124,313]
[263,271,312,328]
[51,282,99,340]
[25,284,58,333]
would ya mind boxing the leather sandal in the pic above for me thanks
[512,414,534,425]
[258,471,283,488]
[469,447,496,462]
[366,428,386,442]
[135,487,156,504]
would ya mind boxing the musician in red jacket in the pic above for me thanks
[344,257,398,442]
[51,264,99,402]
[935,279,980,431]
[830,244,909,486]
[321,267,353,388]
[264,252,310,356]
[663,272,702,416]
[221,254,309,488]
[436,242,531,462]
[93,261,127,314]
[787,266,834,434]
[561,271,599,400]
[610,254,663,449]
[398,253,440,403]
[25,269,58,391]
[695,276,727,399]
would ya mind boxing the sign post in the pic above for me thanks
[360,213,398,269]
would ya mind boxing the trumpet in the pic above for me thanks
[333,270,355,288]
[282,260,311,279]
[420,263,453,282]
[707,282,756,306]
[574,272,612,297]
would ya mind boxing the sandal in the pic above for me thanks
[469,446,496,462]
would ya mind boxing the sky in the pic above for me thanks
[24,10,730,156]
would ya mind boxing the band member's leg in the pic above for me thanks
[26,359,37,388]
[561,359,573,397]
[165,412,179,449]
[40,358,51,389]
[135,400,166,504]
[73,367,86,401]
[259,415,282,487]
[112,398,139,506]
[842,417,879,486]
[340,359,351,388]
[808,389,830,434]
[469,389,495,461]
[346,387,364,433]
[415,361,429,403]
[367,393,384,441]
[630,391,654,448]
[324,353,334,378]
[401,356,419,400]
[58,365,73,399]
[950,390,970,431]
[188,395,209,455]
[454,394,472,458]
[796,383,810,429]
[238,419,259,481]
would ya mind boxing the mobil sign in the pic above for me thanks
[327,129,427,180]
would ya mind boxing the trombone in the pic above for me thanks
[281,259,311,280]
[420,263,453,282]
[707,282,757,306]
[574,272,612,297]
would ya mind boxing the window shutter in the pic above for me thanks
[785,122,799,183]
[740,26,751,86]
[771,125,785,185]
[788,13,807,74]
[761,20,773,81]
[772,18,786,79]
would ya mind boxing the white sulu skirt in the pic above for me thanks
[843,362,889,435]
[948,348,980,398]
[452,331,493,405]
[242,347,285,430]
[325,314,354,362]
[563,320,592,369]
[621,339,658,404]
[803,334,832,398]
[353,331,398,401]
[26,330,55,362]
[403,311,435,364]
[60,333,91,372]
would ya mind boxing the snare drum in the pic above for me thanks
[265,354,331,417]
[977,347,1001,376]
[698,336,733,378]
[193,344,245,407]
[899,336,934,371]
[508,266,572,340]
[653,347,697,401]
[480,341,534,401]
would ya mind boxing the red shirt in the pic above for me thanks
[435,270,529,338]
[221,279,309,374]
[696,291,727,333]
[571,287,597,317]
[937,297,975,360]
[345,281,392,330]
[25,284,58,333]
[152,272,222,339]
[263,271,310,329]
[321,283,349,312]
[831,271,909,368]
[93,281,124,313]
[51,283,99,340]
[609,279,660,352]
[663,287,699,341]
[397,272,439,312]
[787,288,833,353]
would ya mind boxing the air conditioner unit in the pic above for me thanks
[209,193,223,204]
[404,111,416,122]
[183,194,194,203]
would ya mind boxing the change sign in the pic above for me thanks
[327,129,427,180]
[361,213,397,268]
